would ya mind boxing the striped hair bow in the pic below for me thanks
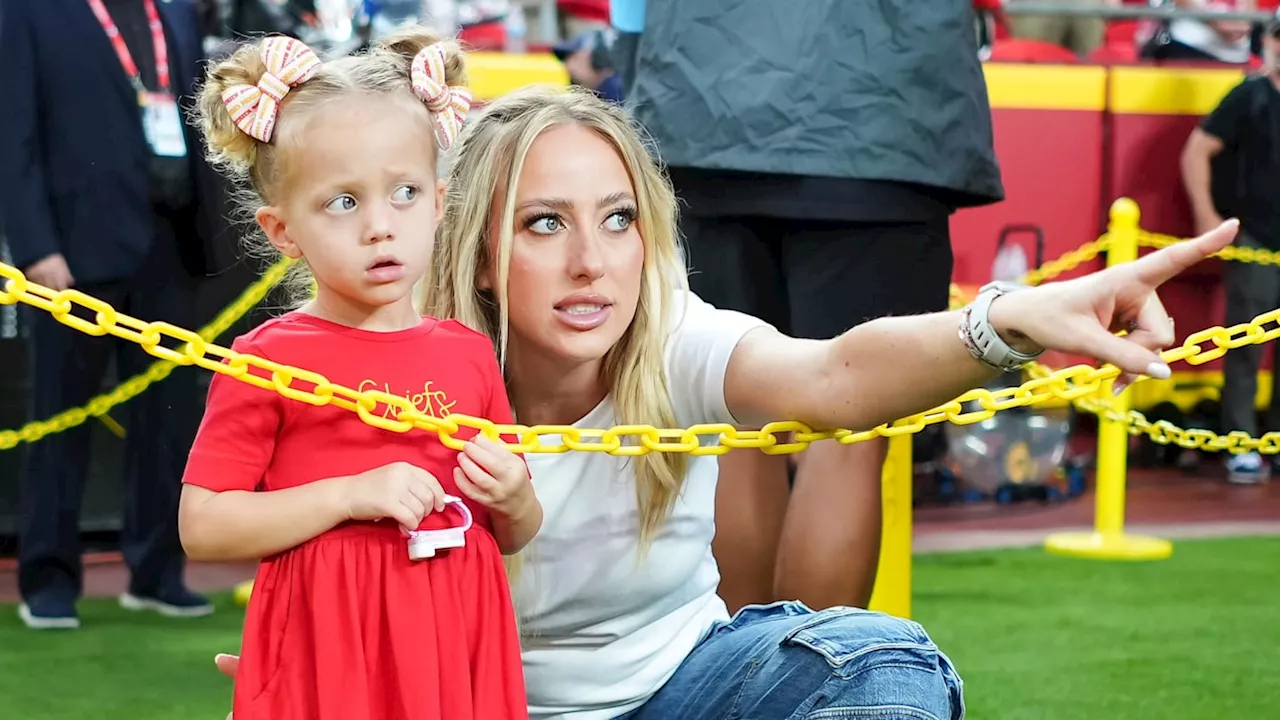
[222,37,323,143]
[410,44,473,149]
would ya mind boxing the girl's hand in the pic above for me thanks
[989,219,1239,386]
[454,435,536,520]
[215,653,238,720]
[342,462,447,530]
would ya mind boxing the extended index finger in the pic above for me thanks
[1129,219,1239,287]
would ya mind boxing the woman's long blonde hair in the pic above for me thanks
[422,86,689,555]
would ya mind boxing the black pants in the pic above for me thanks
[1220,233,1280,438]
[18,212,201,604]
[681,215,954,339]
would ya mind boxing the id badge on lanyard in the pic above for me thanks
[88,0,188,158]
[138,85,188,159]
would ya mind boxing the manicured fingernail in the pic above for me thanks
[1147,361,1171,380]
[1112,381,1127,397]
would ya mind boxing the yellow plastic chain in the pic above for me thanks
[1026,355,1280,454]
[4,259,1277,456]
[0,222,1105,452]
[1023,236,1111,285]
[949,234,1109,308]
[0,260,291,451]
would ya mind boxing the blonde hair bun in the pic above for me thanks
[377,28,469,89]
[197,41,274,174]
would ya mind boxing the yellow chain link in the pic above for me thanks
[948,235,1109,309]
[1023,236,1111,285]
[1029,359,1280,454]
[4,259,1278,456]
[0,260,291,451]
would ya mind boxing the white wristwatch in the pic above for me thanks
[960,281,1044,372]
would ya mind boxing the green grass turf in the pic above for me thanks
[0,594,244,717]
[0,535,1276,719]
[912,535,1280,719]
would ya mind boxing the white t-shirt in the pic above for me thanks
[516,290,770,720]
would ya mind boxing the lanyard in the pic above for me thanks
[85,0,170,94]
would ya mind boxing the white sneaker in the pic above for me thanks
[119,591,214,618]
[18,603,80,630]
[1225,452,1268,485]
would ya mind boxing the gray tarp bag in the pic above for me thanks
[627,0,1004,207]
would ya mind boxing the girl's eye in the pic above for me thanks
[325,195,357,213]
[393,185,418,203]
[603,211,634,232]
[529,216,564,234]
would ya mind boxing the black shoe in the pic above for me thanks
[119,586,214,618]
[18,595,80,630]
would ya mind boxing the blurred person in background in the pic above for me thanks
[1143,0,1257,63]
[554,28,624,103]
[616,0,1004,612]
[609,0,642,97]
[1005,0,1121,58]
[1180,16,1280,484]
[0,0,229,629]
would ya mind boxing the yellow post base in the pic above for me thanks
[1043,530,1173,561]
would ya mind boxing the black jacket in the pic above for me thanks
[0,0,232,283]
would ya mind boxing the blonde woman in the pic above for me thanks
[215,85,1236,719]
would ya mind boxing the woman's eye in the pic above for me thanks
[325,195,357,213]
[603,212,633,232]
[529,216,564,234]
[393,185,418,203]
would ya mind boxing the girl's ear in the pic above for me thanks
[434,179,446,225]
[256,206,302,259]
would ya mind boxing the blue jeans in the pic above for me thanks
[618,601,965,720]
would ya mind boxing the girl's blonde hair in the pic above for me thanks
[195,28,467,301]
[423,86,690,555]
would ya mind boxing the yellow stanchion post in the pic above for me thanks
[1044,198,1173,561]
[868,434,913,618]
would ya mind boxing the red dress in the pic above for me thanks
[182,313,528,720]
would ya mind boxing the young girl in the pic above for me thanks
[177,30,538,720]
